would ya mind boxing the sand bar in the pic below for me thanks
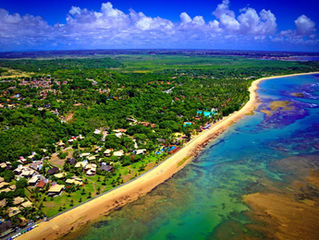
[17,71,319,240]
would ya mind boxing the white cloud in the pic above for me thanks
[213,0,240,31]
[180,12,192,24]
[295,14,315,36]
[238,8,277,35]
[0,1,317,51]
[274,15,317,46]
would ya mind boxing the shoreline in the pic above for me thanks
[17,71,319,240]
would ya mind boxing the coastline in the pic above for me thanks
[17,71,319,240]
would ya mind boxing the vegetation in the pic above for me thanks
[0,54,319,235]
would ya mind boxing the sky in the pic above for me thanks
[0,0,318,52]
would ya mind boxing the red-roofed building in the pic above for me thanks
[36,180,46,188]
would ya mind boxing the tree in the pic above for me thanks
[16,178,28,189]
[1,170,14,182]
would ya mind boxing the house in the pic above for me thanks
[5,162,11,169]
[86,169,96,176]
[87,156,96,161]
[9,185,16,191]
[8,207,21,217]
[18,156,27,165]
[54,172,66,179]
[133,139,138,149]
[20,201,32,209]
[85,164,97,176]
[0,199,6,208]
[126,117,138,124]
[57,140,65,147]
[99,163,113,172]
[113,150,124,157]
[0,188,11,193]
[28,175,40,185]
[65,178,83,185]
[75,160,88,168]
[0,182,9,189]
[133,149,147,155]
[0,177,4,183]
[113,129,126,133]
[47,167,59,175]
[85,163,97,170]
[202,124,211,130]
[168,146,180,154]
[94,146,102,153]
[104,149,112,157]
[94,129,101,134]
[14,166,23,175]
[66,158,76,165]
[78,134,84,140]
[29,161,42,171]
[20,168,35,178]
[48,184,65,196]
[13,197,25,206]
[0,163,7,169]
[36,180,46,189]
[79,153,90,158]
[115,132,123,138]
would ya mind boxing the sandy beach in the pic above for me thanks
[18,71,319,240]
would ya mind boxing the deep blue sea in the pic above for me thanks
[68,74,319,240]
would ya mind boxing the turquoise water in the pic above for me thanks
[70,74,319,240]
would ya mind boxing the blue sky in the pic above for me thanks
[0,0,318,52]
